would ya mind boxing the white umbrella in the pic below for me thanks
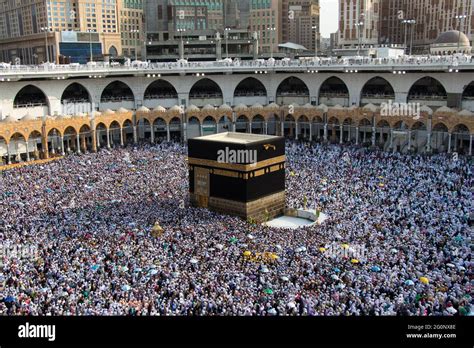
[121,285,131,291]
[280,276,289,281]
[446,307,457,315]
[446,263,455,268]
[260,266,269,273]
[247,234,255,240]
[190,258,198,264]
[276,245,282,250]
[216,244,224,250]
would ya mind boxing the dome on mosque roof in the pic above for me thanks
[433,30,470,46]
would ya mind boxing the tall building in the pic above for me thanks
[249,0,282,54]
[144,0,255,61]
[120,0,145,59]
[339,0,473,54]
[390,0,473,53]
[338,0,381,48]
[0,0,145,64]
[282,0,320,53]
[0,0,124,63]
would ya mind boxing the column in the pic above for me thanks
[249,122,252,134]
[182,121,187,143]
[106,128,111,148]
[347,125,351,142]
[120,127,124,147]
[25,141,30,162]
[426,118,432,152]
[362,130,367,143]
[7,145,11,164]
[371,126,376,147]
[447,133,452,153]
[309,123,313,141]
[76,134,81,154]
[407,130,411,150]
[81,135,87,152]
[199,124,204,136]
[280,121,284,136]
[469,134,472,156]
[295,121,298,140]
[379,128,384,144]
[166,124,171,142]
[264,121,268,135]
[339,125,343,144]
[50,138,56,155]
[61,136,65,155]
[133,125,138,144]
[150,125,155,143]
[232,112,236,132]
[91,131,97,153]
[389,128,393,150]
[355,126,359,145]
[323,123,328,142]
[41,132,49,159]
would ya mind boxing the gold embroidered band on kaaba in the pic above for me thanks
[187,155,286,172]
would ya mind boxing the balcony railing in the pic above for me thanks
[0,55,472,78]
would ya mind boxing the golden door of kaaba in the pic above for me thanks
[194,167,210,208]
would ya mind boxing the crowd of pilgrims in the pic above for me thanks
[0,140,472,316]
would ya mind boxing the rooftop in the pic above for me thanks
[194,132,277,144]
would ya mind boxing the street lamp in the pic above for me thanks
[130,29,140,61]
[40,27,52,63]
[355,21,364,56]
[86,29,95,63]
[402,19,416,55]
[177,28,186,60]
[267,26,276,59]
[224,27,231,59]
[455,14,468,53]
[312,25,318,58]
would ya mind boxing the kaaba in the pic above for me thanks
[188,132,286,221]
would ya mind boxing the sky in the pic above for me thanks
[319,0,339,38]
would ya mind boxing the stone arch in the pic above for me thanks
[276,76,310,105]
[284,114,296,138]
[61,82,92,104]
[431,122,449,153]
[109,120,122,146]
[169,117,182,141]
[218,114,232,133]
[62,126,78,153]
[79,124,93,152]
[461,81,474,111]
[251,114,265,134]
[266,113,280,135]
[13,85,48,108]
[122,119,134,144]
[407,77,447,107]
[95,122,108,148]
[234,77,267,106]
[360,77,395,105]
[7,132,28,163]
[144,80,179,106]
[100,81,135,105]
[152,117,167,142]
[203,116,217,135]
[452,123,470,154]
[319,77,349,107]
[109,46,118,57]
[236,115,250,133]
[189,78,223,107]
